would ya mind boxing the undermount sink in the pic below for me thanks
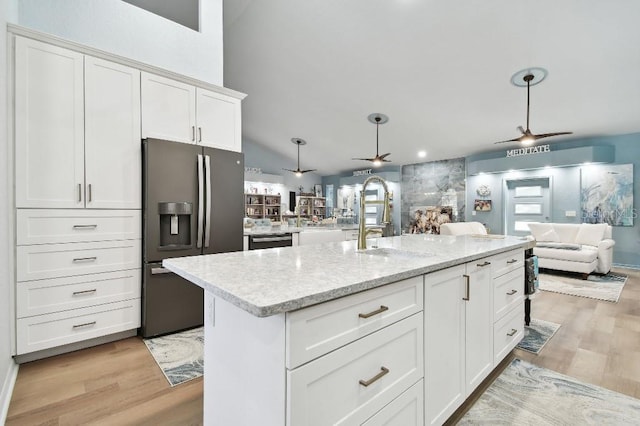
[359,247,432,259]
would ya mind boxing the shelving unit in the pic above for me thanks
[245,193,281,221]
[296,195,326,219]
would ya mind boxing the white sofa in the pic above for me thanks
[439,221,487,236]
[527,222,615,276]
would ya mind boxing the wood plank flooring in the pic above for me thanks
[7,267,640,425]
[6,337,203,425]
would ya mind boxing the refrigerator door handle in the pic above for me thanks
[204,154,212,248]
[197,154,204,249]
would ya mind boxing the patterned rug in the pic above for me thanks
[143,327,204,386]
[538,271,627,302]
[459,359,640,425]
[516,319,561,354]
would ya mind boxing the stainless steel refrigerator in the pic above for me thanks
[142,138,244,337]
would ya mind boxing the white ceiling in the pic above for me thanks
[223,0,640,176]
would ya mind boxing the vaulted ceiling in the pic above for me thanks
[223,1,640,176]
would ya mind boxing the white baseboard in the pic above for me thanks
[0,360,19,424]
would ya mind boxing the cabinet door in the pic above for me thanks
[141,72,196,143]
[196,88,242,152]
[424,265,465,426]
[464,259,494,395]
[85,57,141,209]
[15,36,85,208]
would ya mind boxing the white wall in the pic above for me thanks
[17,0,223,85]
[1,2,20,422]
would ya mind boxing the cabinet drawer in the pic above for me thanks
[491,249,524,279]
[362,379,424,426]
[286,276,423,368]
[17,240,141,282]
[493,304,524,363]
[16,269,141,318]
[287,313,423,426]
[16,209,141,245]
[493,268,525,321]
[16,299,141,354]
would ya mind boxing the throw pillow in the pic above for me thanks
[575,223,607,247]
[527,222,553,241]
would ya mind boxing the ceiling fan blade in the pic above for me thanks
[282,168,298,173]
[299,169,317,173]
[517,126,526,135]
[378,153,391,160]
[533,131,573,140]
[352,157,375,162]
[493,136,523,144]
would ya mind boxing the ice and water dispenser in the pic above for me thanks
[158,202,193,250]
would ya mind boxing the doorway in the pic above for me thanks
[504,177,551,236]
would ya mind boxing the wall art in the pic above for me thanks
[581,164,634,226]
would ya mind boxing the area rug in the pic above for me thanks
[538,271,627,302]
[459,359,640,425]
[516,319,561,354]
[143,327,204,386]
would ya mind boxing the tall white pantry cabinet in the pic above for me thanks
[10,29,244,360]
[12,35,142,359]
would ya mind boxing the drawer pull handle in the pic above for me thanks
[359,366,389,387]
[477,261,491,267]
[507,328,518,337]
[506,289,518,296]
[73,224,98,230]
[72,321,96,329]
[72,289,97,296]
[507,259,518,264]
[72,257,97,263]
[358,305,389,319]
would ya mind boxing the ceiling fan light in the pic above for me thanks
[521,135,535,145]
[372,159,382,167]
[295,171,302,177]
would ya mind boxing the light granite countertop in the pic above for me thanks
[163,234,533,318]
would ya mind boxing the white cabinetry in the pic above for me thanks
[14,37,84,209]
[15,36,141,209]
[205,276,424,426]
[84,56,141,209]
[491,249,525,363]
[12,35,142,358]
[425,253,519,425]
[14,209,142,356]
[141,72,242,152]
[463,258,494,394]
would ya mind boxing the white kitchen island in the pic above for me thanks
[163,233,533,426]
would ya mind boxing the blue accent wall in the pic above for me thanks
[466,133,640,268]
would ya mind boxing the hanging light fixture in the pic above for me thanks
[494,67,572,145]
[352,113,391,167]
[283,138,316,177]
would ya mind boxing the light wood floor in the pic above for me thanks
[7,267,640,425]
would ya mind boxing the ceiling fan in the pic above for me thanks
[353,113,391,166]
[283,138,317,177]
[494,68,572,145]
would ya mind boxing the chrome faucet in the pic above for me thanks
[358,176,391,250]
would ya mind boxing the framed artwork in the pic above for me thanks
[581,164,634,226]
[474,199,492,211]
[314,184,323,198]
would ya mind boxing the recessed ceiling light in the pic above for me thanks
[418,150,427,158]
